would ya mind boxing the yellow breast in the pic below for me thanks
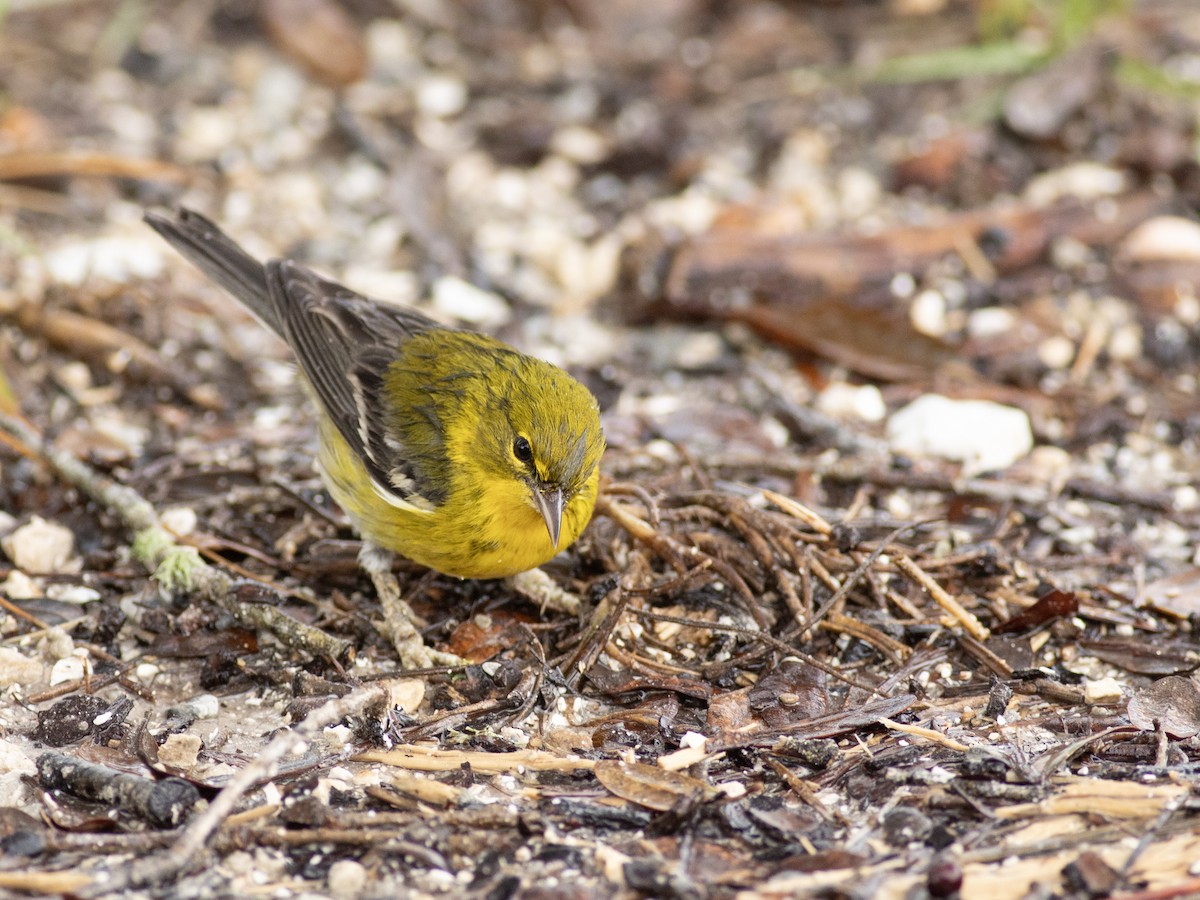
[315,416,598,579]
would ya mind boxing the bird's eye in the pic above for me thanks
[513,436,534,465]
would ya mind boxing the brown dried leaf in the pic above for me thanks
[1082,638,1200,677]
[748,659,828,727]
[260,0,367,88]
[150,628,258,659]
[593,759,718,811]
[656,193,1165,380]
[1127,676,1200,738]
[1003,43,1104,140]
[891,128,989,192]
[446,610,535,663]
[994,589,1078,634]
[772,849,867,875]
[707,686,756,734]
[1143,569,1200,619]
[585,663,712,701]
[1063,851,1120,897]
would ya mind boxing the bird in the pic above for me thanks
[145,207,604,665]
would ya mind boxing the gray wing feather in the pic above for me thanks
[148,207,448,507]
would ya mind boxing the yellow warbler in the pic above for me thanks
[146,208,604,579]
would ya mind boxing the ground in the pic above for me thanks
[2,1,1200,898]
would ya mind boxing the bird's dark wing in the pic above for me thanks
[144,208,282,336]
[263,260,449,507]
[147,208,448,508]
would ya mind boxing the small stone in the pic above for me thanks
[431,276,511,328]
[816,383,885,422]
[167,694,220,720]
[158,733,203,770]
[0,647,45,690]
[38,628,74,663]
[415,74,468,118]
[966,307,1017,339]
[1084,677,1123,704]
[1038,335,1076,370]
[672,332,724,370]
[883,806,933,846]
[2,570,40,600]
[886,395,1033,476]
[43,233,165,286]
[383,678,425,713]
[177,108,240,163]
[161,507,198,538]
[1,517,77,574]
[1119,216,1200,263]
[44,584,101,604]
[0,738,38,808]
[1024,162,1127,206]
[323,724,353,748]
[718,780,747,799]
[57,361,93,393]
[49,655,88,686]
[327,859,368,898]
[551,125,610,165]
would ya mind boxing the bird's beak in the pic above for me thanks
[533,486,564,549]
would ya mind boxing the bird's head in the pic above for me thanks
[499,365,604,548]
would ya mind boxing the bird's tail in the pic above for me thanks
[144,207,284,337]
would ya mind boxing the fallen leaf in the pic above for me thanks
[594,760,719,811]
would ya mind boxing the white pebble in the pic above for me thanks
[178,107,240,162]
[323,724,353,748]
[1,517,76,574]
[431,276,511,328]
[169,693,220,719]
[910,290,948,338]
[415,74,468,118]
[551,125,609,165]
[1084,677,1123,704]
[890,272,916,298]
[887,395,1033,475]
[44,584,101,604]
[252,64,306,130]
[838,166,881,218]
[161,507,198,538]
[1119,215,1200,263]
[2,570,40,600]
[672,332,724,370]
[1024,445,1071,480]
[1024,162,1128,206]
[719,780,747,799]
[157,733,203,770]
[967,307,1017,339]
[1107,322,1141,361]
[1038,335,1076,370]
[816,383,886,422]
[0,647,45,689]
[384,678,425,714]
[49,655,88,686]
[44,234,165,286]
[327,859,368,898]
